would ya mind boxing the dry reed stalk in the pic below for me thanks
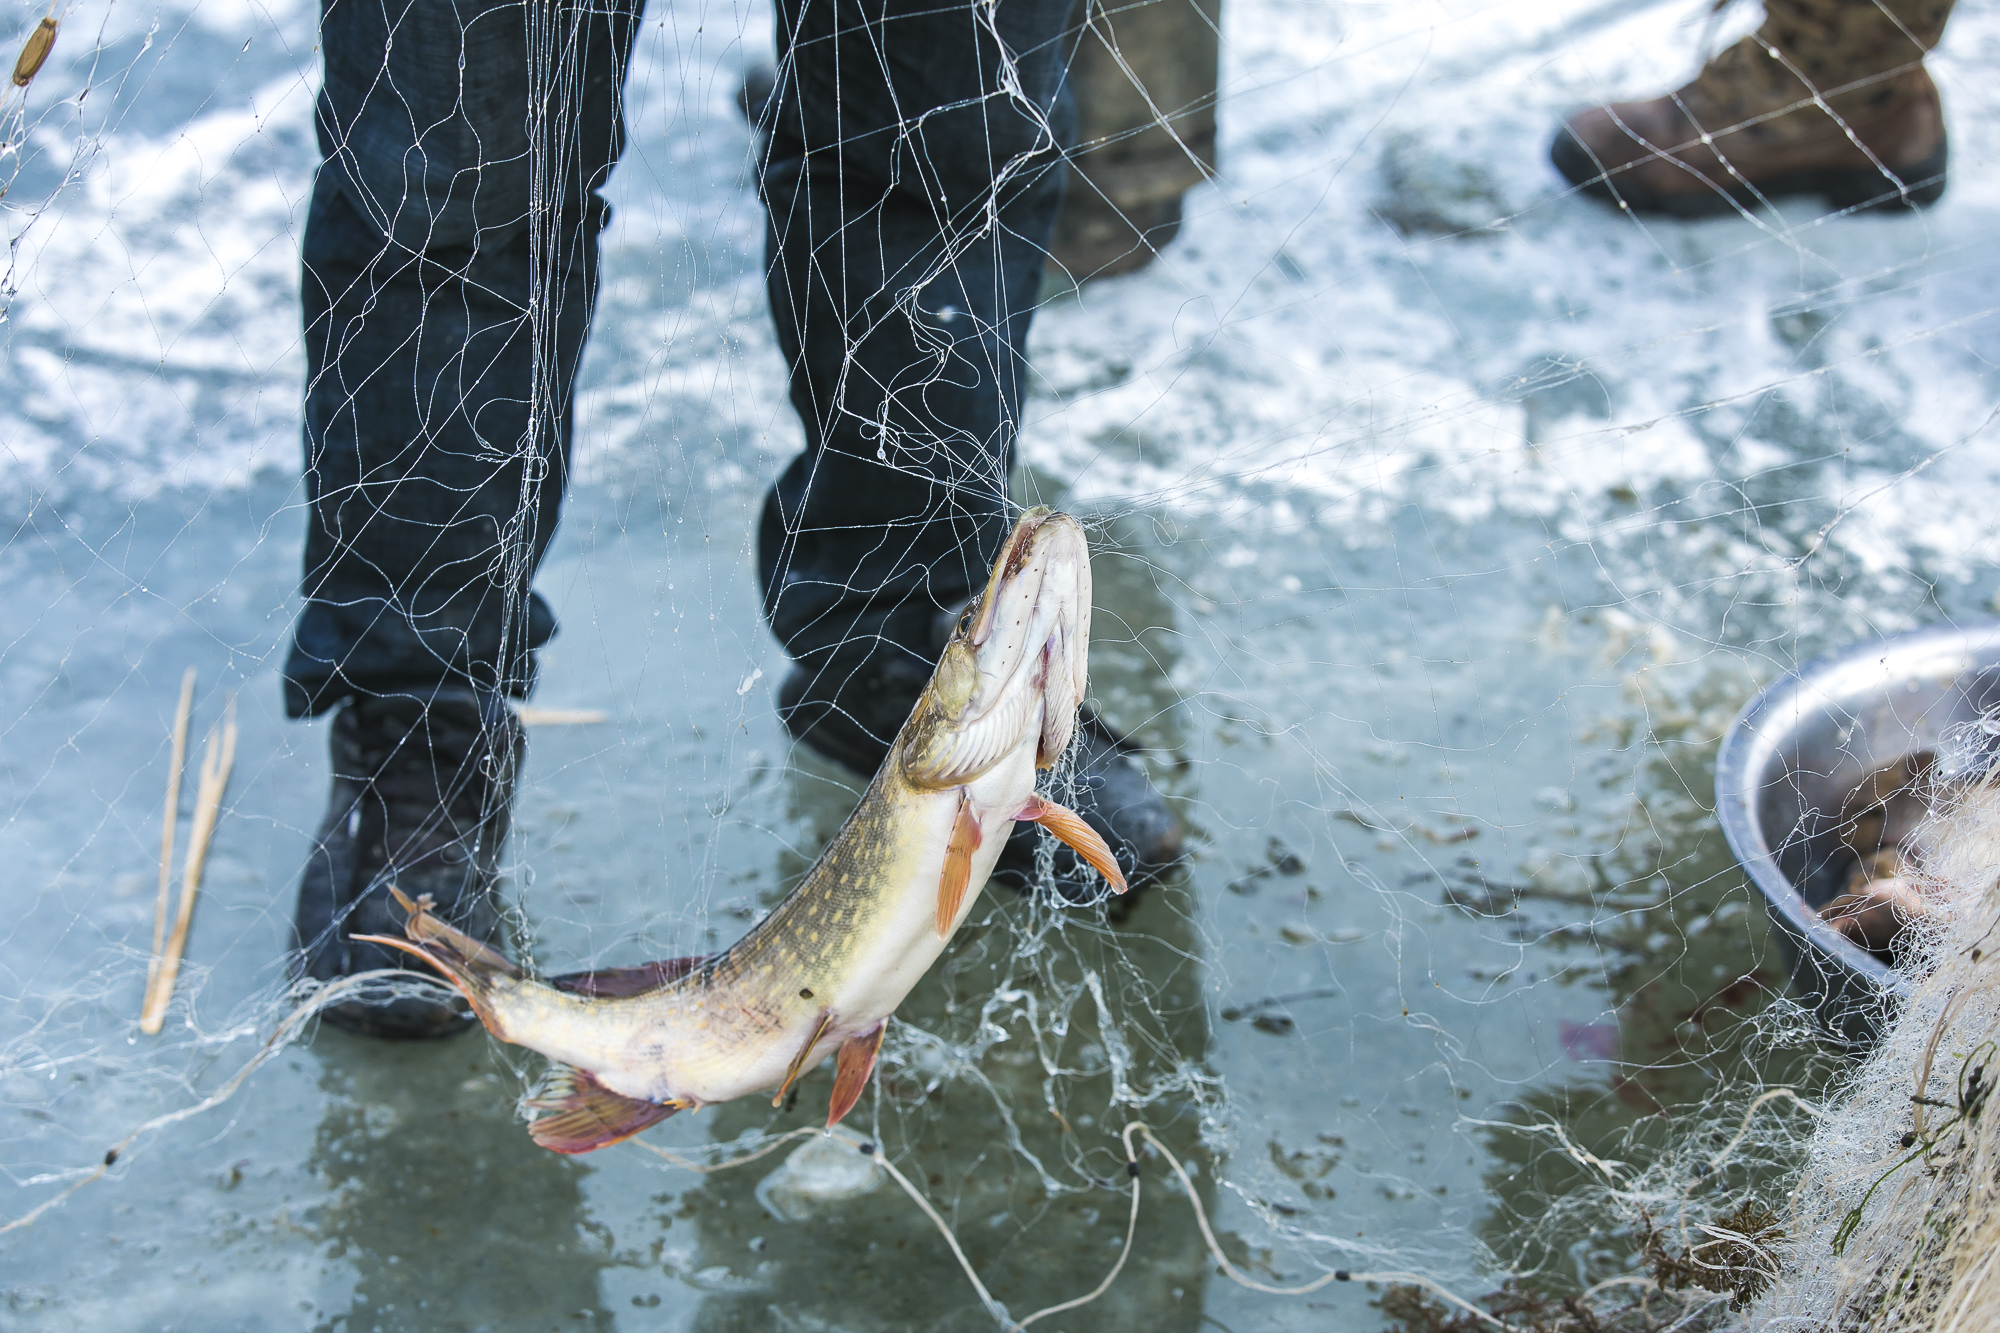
[139,693,237,1034]
[142,669,197,1019]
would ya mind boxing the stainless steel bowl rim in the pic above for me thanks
[1712,623,2000,1002]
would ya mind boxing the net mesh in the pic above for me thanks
[3,0,1998,1327]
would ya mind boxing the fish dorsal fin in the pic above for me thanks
[827,1022,887,1129]
[526,1063,678,1155]
[547,956,704,998]
[936,789,983,938]
[1014,794,1128,894]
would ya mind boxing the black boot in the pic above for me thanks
[292,689,523,1038]
[777,616,1184,899]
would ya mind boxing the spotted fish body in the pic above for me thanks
[361,509,1124,1153]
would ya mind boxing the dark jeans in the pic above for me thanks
[284,0,1074,717]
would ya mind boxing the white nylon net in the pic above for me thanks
[3,0,1996,1328]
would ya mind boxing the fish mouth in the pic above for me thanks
[900,508,1091,788]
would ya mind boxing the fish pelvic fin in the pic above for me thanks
[1016,794,1128,894]
[349,887,523,1032]
[937,788,984,938]
[773,1010,834,1108]
[526,1063,679,1154]
[827,1022,887,1129]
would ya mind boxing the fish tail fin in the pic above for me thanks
[350,887,522,1032]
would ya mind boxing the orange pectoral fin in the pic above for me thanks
[936,789,984,937]
[526,1064,678,1155]
[1015,794,1128,894]
[827,1022,887,1128]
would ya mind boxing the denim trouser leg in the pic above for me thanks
[756,0,1076,673]
[283,0,643,718]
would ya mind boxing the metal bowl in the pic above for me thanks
[1715,622,2000,1047]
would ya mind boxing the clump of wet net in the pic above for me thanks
[1422,750,2000,1333]
[1410,1046,1823,1332]
[1754,765,2000,1331]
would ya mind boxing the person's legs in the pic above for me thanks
[290,0,639,712]
[1551,0,1953,216]
[735,0,1222,282]
[757,0,1075,708]
[756,0,1182,890]
[289,0,642,1036]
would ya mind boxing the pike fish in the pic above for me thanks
[358,508,1125,1154]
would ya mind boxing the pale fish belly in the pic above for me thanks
[577,813,965,1106]
[592,992,800,1106]
[822,739,1041,1027]
[543,721,1043,1112]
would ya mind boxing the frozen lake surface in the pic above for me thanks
[6,0,2000,1328]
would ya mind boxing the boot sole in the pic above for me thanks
[1551,131,1947,218]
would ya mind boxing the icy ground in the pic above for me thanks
[5,0,2000,1328]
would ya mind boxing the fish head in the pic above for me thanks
[899,507,1092,789]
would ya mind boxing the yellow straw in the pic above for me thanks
[141,693,236,1034]
[142,669,196,1022]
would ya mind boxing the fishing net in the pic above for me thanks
[4,0,1999,1327]
[1758,772,2000,1331]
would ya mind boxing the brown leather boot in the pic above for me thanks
[1550,0,1953,216]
